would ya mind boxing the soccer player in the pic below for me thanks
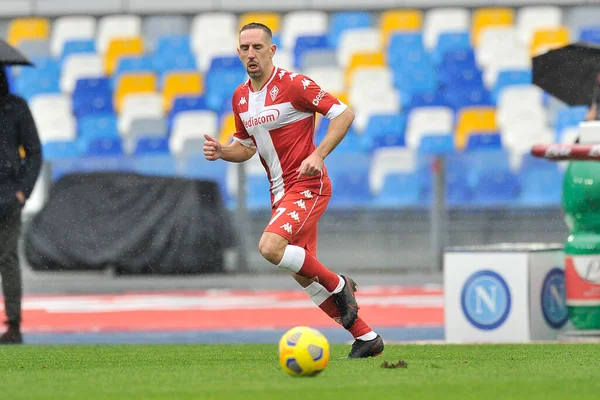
[203,22,384,358]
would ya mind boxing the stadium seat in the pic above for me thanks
[79,115,119,139]
[327,11,374,48]
[475,26,522,69]
[96,14,142,54]
[496,85,545,129]
[337,28,382,68]
[300,49,338,70]
[18,39,50,58]
[423,7,470,51]
[123,118,168,153]
[465,132,502,151]
[8,17,50,47]
[142,15,190,52]
[82,137,123,156]
[37,114,77,143]
[346,52,385,84]
[133,154,177,177]
[327,152,372,210]
[406,106,454,148]
[179,153,228,192]
[104,37,144,75]
[380,9,423,44]
[471,168,520,206]
[294,35,330,69]
[114,73,157,113]
[169,110,218,155]
[282,11,329,50]
[455,107,498,150]
[161,71,203,112]
[530,27,570,56]
[482,48,531,89]
[565,6,600,38]
[518,166,563,207]
[204,67,247,112]
[118,92,164,135]
[195,35,239,72]
[190,12,237,57]
[133,136,170,155]
[42,140,82,160]
[432,32,471,65]
[51,16,96,57]
[239,12,281,33]
[579,27,600,44]
[60,54,104,93]
[516,6,563,46]
[60,39,96,63]
[418,134,455,155]
[471,7,514,47]
[368,146,416,195]
[491,70,532,103]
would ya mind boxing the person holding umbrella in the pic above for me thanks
[0,40,41,344]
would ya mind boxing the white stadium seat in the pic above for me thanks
[118,92,164,136]
[369,147,416,195]
[96,14,142,54]
[516,6,563,46]
[60,53,104,93]
[423,7,470,51]
[169,110,218,155]
[195,35,239,72]
[405,106,454,149]
[191,12,237,56]
[337,28,381,68]
[51,16,96,57]
[281,11,329,50]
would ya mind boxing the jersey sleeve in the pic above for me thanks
[231,96,255,148]
[289,75,348,120]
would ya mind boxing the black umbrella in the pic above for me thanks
[0,38,33,66]
[532,42,600,106]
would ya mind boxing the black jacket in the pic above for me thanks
[0,67,42,219]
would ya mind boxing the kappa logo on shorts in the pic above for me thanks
[287,211,301,222]
[280,223,293,234]
[293,199,307,211]
[300,190,313,199]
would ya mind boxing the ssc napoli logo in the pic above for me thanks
[541,268,568,329]
[461,270,511,330]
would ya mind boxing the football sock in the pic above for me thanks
[304,282,375,339]
[278,245,342,293]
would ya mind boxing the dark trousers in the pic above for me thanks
[0,210,21,325]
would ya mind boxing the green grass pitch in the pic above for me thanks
[1,343,599,399]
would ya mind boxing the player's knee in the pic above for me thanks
[258,235,287,265]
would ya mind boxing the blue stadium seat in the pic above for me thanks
[42,141,82,161]
[326,151,371,209]
[418,134,454,155]
[394,64,438,97]
[445,168,472,207]
[327,11,373,47]
[518,165,563,207]
[61,39,96,63]
[79,115,119,139]
[407,91,449,110]
[209,56,244,71]
[294,35,330,69]
[170,96,207,117]
[155,35,192,57]
[580,27,600,44]
[73,77,112,95]
[153,53,197,81]
[133,155,177,177]
[492,70,532,104]
[389,49,430,72]
[465,133,503,151]
[73,92,114,118]
[555,106,587,138]
[247,175,271,211]
[205,68,248,111]
[432,32,471,65]
[370,172,422,209]
[81,137,123,156]
[361,113,406,150]
[15,58,60,99]
[388,33,425,64]
[134,137,170,155]
[444,86,491,109]
[471,169,521,207]
[51,156,135,180]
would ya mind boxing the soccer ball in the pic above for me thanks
[278,326,330,377]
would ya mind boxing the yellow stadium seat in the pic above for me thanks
[105,37,144,75]
[455,107,498,150]
[346,52,386,85]
[114,73,157,113]
[162,72,204,112]
[219,113,236,145]
[380,10,423,42]
[471,8,514,47]
[239,12,281,33]
[530,27,570,56]
[8,17,50,46]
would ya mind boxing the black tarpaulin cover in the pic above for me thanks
[23,172,235,274]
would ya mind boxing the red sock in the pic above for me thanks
[319,297,372,338]
[279,245,340,292]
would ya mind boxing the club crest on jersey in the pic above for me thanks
[243,109,281,129]
[269,85,279,102]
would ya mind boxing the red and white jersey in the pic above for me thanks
[232,66,348,205]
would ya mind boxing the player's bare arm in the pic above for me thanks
[203,134,256,163]
[298,108,355,179]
